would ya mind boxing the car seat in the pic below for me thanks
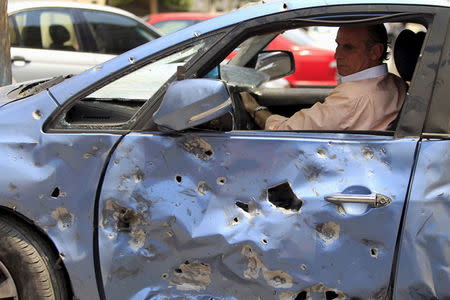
[388,29,425,130]
[49,25,75,51]
[394,29,425,82]
[22,26,42,48]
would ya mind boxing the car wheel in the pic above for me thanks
[0,213,70,300]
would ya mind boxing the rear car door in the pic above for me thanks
[9,8,96,82]
[94,6,443,299]
[76,9,160,65]
[394,9,450,299]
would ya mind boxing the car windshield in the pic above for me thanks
[281,28,320,48]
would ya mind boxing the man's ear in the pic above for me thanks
[370,43,384,61]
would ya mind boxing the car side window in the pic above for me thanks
[9,9,79,51]
[80,10,158,55]
[49,41,207,131]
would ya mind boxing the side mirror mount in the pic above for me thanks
[255,50,295,80]
[153,79,232,131]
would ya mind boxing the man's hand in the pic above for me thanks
[240,92,260,113]
[239,91,272,129]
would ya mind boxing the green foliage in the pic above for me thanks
[108,0,134,6]
[161,0,192,11]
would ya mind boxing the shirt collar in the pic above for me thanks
[339,64,388,83]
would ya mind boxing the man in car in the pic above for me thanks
[241,24,407,131]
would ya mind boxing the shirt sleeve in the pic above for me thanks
[265,85,359,130]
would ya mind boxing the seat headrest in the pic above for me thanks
[49,25,71,45]
[22,26,42,48]
[394,29,425,82]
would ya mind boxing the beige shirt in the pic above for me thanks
[265,70,407,131]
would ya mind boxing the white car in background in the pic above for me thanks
[8,0,161,82]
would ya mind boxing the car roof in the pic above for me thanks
[180,0,449,35]
[7,0,140,19]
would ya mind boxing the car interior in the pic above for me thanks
[47,15,428,134]
[49,24,75,51]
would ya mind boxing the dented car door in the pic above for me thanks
[98,131,418,299]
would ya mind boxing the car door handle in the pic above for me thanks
[11,56,30,66]
[324,193,391,208]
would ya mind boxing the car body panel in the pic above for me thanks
[98,131,417,298]
[0,92,121,299]
[394,140,450,299]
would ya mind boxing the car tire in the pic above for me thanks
[0,213,70,300]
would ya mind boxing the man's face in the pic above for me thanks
[334,27,377,76]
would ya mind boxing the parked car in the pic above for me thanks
[0,0,449,299]
[147,12,337,87]
[8,0,161,82]
[145,12,220,35]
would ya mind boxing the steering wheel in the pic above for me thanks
[230,89,259,130]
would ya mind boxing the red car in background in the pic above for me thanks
[147,12,337,87]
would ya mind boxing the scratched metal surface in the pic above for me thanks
[394,139,450,299]
[98,131,417,299]
[0,92,121,300]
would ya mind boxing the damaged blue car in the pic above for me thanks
[0,0,449,299]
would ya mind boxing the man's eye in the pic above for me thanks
[344,45,354,50]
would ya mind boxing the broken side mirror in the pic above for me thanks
[255,50,295,81]
[153,79,232,131]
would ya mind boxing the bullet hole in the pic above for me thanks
[175,175,183,183]
[261,238,268,244]
[182,137,214,161]
[295,291,307,300]
[161,273,169,279]
[216,177,226,185]
[133,170,144,183]
[184,260,190,265]
[326,291,339,299]
[362,147,374,160]
[117,208,135,232]
[300,264,307,271]
[32,110,42,120]
[51,207,74,231]
[233,217,239,223]
[235,201,249,212]
[128,56,135,64]
[170,260,212,291]
[282,2,288,9]
[51,187,60,198]
[197,181,210,195]
[317,148,327,158]
[316,222,340,246]
[370,248,378,258]
[268,182,302,212]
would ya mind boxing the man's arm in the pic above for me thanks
[240,92,272,129]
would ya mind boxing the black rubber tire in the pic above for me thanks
[0,213,70,300]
